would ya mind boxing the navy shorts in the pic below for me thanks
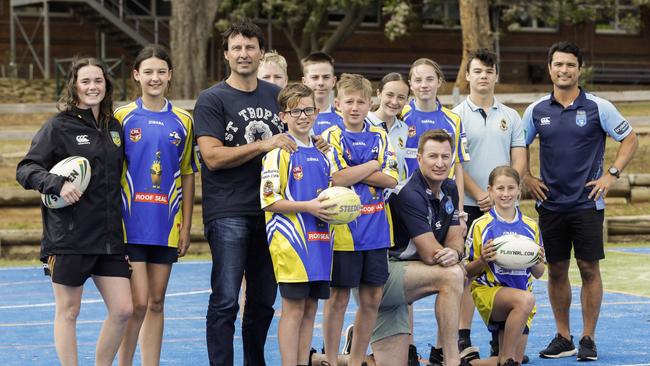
[279,281,330,300]
[126,243,178,264]
[46,254,131,287]
[331,248,389,288]
[537,206,605,263]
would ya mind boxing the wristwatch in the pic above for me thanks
[608,166,621,179]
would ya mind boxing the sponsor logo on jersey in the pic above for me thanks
[500,119,508,131]
[408,125,416,137]
[110,131,121,147]
[361,202,384,215]
[169,131,181,146]
[306,157,320,162]
[421,119,436,125]
[134,192,169,204]
[352,141,366,146]
[292,166,303,180]
[129,128,142,142]
[76,135,90,145]
[614,120,630,135]
[148,120,165,126]
[398,137,405,148]
[540,117,551,126]
[575,110,587,127]
[263,180,274,197]
[308,232,331,241]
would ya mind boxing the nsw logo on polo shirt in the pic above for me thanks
[576,110,587,127]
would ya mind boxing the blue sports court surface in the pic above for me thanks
[1,257,649,365]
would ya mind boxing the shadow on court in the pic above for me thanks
[1,260,649,365]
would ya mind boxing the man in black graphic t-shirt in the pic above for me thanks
[193,20,298,366]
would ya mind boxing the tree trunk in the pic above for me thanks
[170,0,219,99]
[455,0,493,93]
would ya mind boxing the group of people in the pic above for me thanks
[16,17,637,366]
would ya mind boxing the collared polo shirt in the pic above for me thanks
[367,111,409,182]
[522,88,632,212]
[388,170,460,260]
[453,96,525,206]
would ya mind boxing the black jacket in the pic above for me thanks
[16,107,125,260]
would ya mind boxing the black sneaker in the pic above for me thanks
[408,344,421,366]
[499,358,520,366]
[428,346,444,366]
[460,346,480,363]
[521,355,529,364]
[342,324,354,355]
[577,336,598,361]
[539,333,577,358]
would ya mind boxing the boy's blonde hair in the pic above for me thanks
[261,51,288,75]
[277,83,315,111]
[409,58,445,83]
[335,73,372,99]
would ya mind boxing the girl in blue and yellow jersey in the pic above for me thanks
[403,58,469,209]
[114,45,199,366]
[465,166,546,366]
[261,84,335,366]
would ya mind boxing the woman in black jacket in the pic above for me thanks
[16,57,133,366]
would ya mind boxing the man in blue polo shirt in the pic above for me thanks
[523,42,638,362]
[369,129,467,366]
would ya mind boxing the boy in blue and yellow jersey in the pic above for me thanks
[115,93,199,250]
[466,166,545,366]
[261,84,335,366]
[321,73,398,366]
[302,52,344,135]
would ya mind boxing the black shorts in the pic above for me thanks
[331,248,389,288]
[279,281,330,300]
[46,254,131,287]
[464,205,485,232]
[537,206,605,263]
[126,243,178,264]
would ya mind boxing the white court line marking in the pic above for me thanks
[0,316,207,327]
[0,279,50,286]
[0,289,211,310]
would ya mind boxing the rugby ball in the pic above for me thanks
[41,156,91,209]
[318,186,362,225]
[492,234,541,270]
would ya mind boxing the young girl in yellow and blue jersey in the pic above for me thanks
[465,166,545,366]
[402,58,469,210]
[260,83,336,366]
[114,44,199,366]
[321,73,399,366]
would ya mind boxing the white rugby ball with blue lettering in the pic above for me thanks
[41,156,91,209]
[492,234,541,270]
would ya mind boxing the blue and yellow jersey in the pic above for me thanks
[466,208,542,291]
[261,140,333,283]
[323,122,399,251]
[313,105,344,136]
[401,99,469,179]
[114,99,199,248]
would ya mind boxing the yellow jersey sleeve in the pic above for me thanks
[261,148,288,209]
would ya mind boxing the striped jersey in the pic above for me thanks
[323,122,399,251]
[466,208,542,291]
[115,99,199,247]
[401,99,469,179]
[261,139,333,282]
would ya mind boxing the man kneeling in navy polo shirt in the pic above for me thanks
[370,129,467,366]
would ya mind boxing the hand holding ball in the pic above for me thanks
[317,186,362,225]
